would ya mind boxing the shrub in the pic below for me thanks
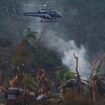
[63,91,77,101]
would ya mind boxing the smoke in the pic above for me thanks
[41,30,91,78]
[62,41,90,75]
[23,0,91,78]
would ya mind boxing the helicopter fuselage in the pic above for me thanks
[24,9,61,21]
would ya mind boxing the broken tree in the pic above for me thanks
[74,53,83,95]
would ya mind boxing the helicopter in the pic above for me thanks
[24,4,61,22]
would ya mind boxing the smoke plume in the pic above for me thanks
[23,0,91,78]
[41,30,91,78]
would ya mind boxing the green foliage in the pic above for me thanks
[55,67,65,83]
[12,40,61,69]
[55,67,75,84]
[32,48,61,68]
[64,71,75,83]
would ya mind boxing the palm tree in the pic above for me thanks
[55,66,76,98]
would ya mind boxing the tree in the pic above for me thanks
[23,28,41,48]
[74,53,83,95]
[88,53,105,103]
[55,66,75,86]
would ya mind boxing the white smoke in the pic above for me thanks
[41,30,91,78]
[62,42,90,75]
[23,0,91,79]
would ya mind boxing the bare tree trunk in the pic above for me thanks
[89,58,99,103]
[92,80,96,103]
[74,53,83,95]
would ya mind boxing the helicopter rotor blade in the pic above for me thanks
[23,4,41,7]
